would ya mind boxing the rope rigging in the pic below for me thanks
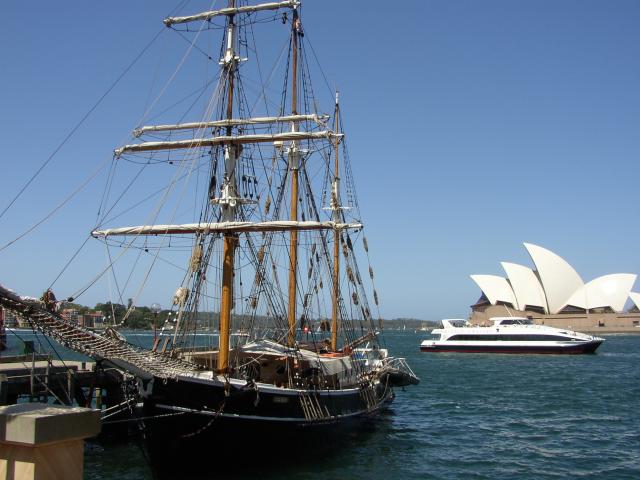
[2,1,391,385]
[0,24,169,224]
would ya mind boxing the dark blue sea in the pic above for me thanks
[4,330,640,479]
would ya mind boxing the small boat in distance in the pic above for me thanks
[420,317,604,354]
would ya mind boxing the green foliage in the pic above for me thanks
[94,302,161,330]
[67,301,438,331]
[385,318,440,329]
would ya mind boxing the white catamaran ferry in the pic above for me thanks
[420,317,604,354]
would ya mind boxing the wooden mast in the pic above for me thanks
[286,8,300,347]
[286,192,298,348]
[331,93,340,351]
[218,0,238,373]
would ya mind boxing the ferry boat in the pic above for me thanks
[420,317,604,354]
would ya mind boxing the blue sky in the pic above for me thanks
[1,1,639,320]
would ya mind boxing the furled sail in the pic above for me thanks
[115,131,340,156]
[92,220,363,237]
[133,114,329,137]
[164,1,300,26]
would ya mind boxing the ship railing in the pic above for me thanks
[382,356,418,380]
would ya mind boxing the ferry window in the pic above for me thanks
[446,334,569,341]
[451,334,570,341]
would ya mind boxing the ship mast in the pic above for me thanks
[217,0,239,373]
[92,0,312,368]
[287,7,301,347]
[331,93,341,351]
[105,1,322,358]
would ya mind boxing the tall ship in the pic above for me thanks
[0,0,418,459]
[421,317,604,354]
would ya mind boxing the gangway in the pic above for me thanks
[0,285,201,380]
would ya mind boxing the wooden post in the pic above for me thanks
[0,374,7,405]
[331,95,341,351]
[44,357,50,403]
[217,0,239,372]
[0,403,100,480]
[29,353,35,402]
[287,8,300,348]
[217,235,238,372]
[67,369,74,406]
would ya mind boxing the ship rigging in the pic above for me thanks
[0,0,418,460]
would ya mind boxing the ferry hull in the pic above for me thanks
[420,340,603,354]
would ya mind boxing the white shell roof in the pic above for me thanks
[629,292,640,310]
[564,274,637,312]
[470,274,518,309]
[524,243,584,314]
[501,262,548,313]
[472,243,637,315]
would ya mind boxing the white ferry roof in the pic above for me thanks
[489,317,533,326]
[440,319,469,328]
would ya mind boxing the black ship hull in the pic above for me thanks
[139,373,395,463]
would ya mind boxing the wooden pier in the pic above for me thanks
[0,354,133,437]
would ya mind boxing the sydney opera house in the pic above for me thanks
[469,243,640,331]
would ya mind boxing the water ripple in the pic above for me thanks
[8,331,638,479]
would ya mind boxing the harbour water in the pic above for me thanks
[5,331,640,479]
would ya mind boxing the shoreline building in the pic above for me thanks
[470,243,640,332]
